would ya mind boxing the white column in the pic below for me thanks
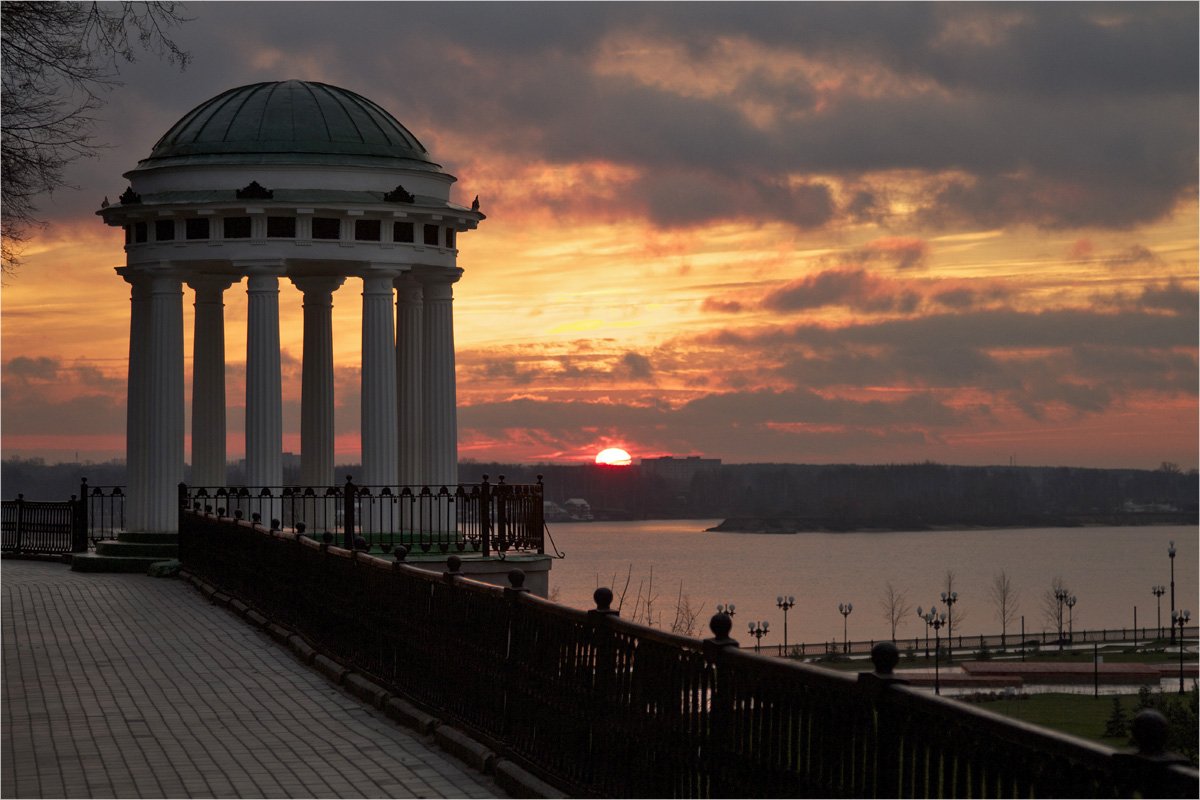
[120,270,150,531]
[420,271,462,487]
[395,277,423,486]
[144,272,185,532]
[360,271,399,488]
[244,269,283,489]
[188,275,237,487]
[292,276,345,487]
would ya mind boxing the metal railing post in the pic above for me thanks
[535,474,545,554]
[343,476,355,550]
[495,475,508,553]
[71,489,87,553]
[14,493,25,553]
[479,475,492,557]
[858,642,908,797]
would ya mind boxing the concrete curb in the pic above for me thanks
[434,725,497,774]
[286,634,317,665]
[266,623,292,644]
[493,759,565,799]
[244,609,269,629]
[312,654,348,685]
[383,696,439,735]
[344,673,391,708]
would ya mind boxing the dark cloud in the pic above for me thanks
[38,2,1194,232]
[761,269,918,314]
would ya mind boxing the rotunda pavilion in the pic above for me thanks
[98,80,484,533]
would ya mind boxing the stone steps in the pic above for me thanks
[70,532,178,573]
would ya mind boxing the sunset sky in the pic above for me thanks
[2,2,1197,469]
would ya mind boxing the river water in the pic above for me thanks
[542,521,1198,647]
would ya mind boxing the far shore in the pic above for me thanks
[707,513,1197,534]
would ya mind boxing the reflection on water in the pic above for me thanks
[545,521,1198,646]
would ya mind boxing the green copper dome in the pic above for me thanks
[138,80,439,169]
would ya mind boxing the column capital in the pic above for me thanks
[246,273,280,293]
[291,275,347,296]
[361,271,401,295]
[187,274,239,300]
[117,263,183,285]
[414,266,463,288]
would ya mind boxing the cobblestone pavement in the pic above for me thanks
[2,559,506,799]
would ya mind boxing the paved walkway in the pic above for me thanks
[2,559,506,799]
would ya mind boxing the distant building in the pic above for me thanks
[639,455,722,487]
[563,498,594,521]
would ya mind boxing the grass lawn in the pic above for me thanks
[973,692,1136,748]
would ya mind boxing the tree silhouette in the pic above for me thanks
[1,1,189,273]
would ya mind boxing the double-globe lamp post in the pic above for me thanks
[923,607,947,695]
[940,591,958,662]
[1152,585,1166,638]
[1065,595,1077,643]
[776,595,795,656]
[1172,609,1191,694]
[837,602,853,654]
[716,603,736,618]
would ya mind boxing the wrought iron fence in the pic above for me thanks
[178,509,1199,799]
[180,474,544,557]
[80,480,125,544]
[1,494,86,555]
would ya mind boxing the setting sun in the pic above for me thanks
[595,447,632,467]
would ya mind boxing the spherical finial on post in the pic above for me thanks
[394,545,408,561]
[353,535,368,551]
[295,522,306,535]
[705,612,739,649]
[594,587,614,612]
[444,555,462,582]
[1131,709,1170,756]
[505,568,531,598]
[871,641,900,676]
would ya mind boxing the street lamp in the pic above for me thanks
[1054,587,1070,650]
[1169,540,1177,643]
[837,603,853,654]
[1065,595,1077,643]
[1172,609,1191,694]
[776,595,795,656]
[940,591,958,661]
[1152,585,1166,638]
[916,605,933,659]
[748,620,769,653]
[716,603,736,618]
[923,608,947,695]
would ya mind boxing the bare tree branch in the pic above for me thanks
[1,1,190,273]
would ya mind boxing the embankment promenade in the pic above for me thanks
[1,560,506,799]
